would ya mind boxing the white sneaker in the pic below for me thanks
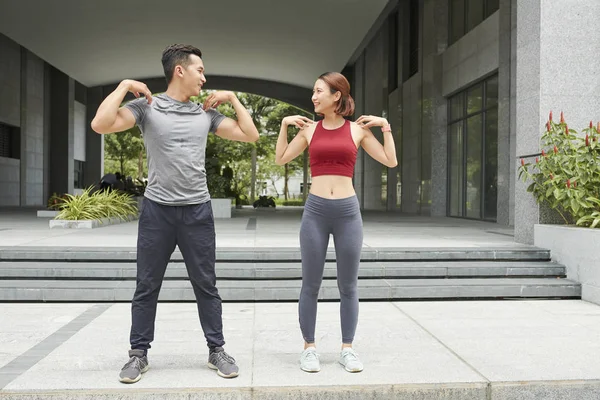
[300,347,320,372]
[339,348,363,372]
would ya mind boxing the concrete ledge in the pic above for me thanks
[49,215,138,229]
[36,210,59,217]
[3,381,600,399]
[534,224,600,305]
[0,261,567,280]
[492,380,600,400]
[212,198,233,218]
[0,278,581,302]
[0,247,551,261]
[0,384,488,400]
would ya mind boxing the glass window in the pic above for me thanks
[484,108,498,220]
[449,94,465,122]
[388,11,399,93]
[0,123,20,159]
[447,75,498,221]
[467,83,483,115]
[74,160,85,189]
[466,0,484,32]
[485,76,498,108]
[449,122,464,217]
[381,167,388,207]
[450,0,465,44]
[450,0,499,44]
[486,0,500,18]
[466,115,482,219]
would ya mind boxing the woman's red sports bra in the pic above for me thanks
[308,120,357,178]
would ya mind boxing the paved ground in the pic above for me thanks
[0,207,524,249]
[2,207,599,399]
[0,300,599,399]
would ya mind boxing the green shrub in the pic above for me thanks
[518,112,600,228]
[54,187,138,221]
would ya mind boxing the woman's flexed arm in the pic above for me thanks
[275,116,314,165]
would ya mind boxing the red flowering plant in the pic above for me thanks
[47,193,69,210]
[518,111,600,228]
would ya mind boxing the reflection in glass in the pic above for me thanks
[466,0,483,31]
[449,122,464,217]
[449,94,464,122]
[466,115,482,219]
[486,76,498,108]
[486,0,499,18]
[450,0,465,44]
[484,108,498,220]
[467,83,483,115]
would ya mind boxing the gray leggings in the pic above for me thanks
[299,193,363,344]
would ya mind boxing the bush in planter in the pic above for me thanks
[518,111,600,228]
[54,186,138,221]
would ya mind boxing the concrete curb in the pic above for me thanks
[49,215,138,229]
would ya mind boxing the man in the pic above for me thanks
[91,44,259,383]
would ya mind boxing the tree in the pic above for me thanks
[264,103,313,199]
[103,126,146,179]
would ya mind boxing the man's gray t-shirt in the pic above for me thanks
[125,93,225,205]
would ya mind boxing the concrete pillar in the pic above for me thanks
[424,0,449,217]
[496,0,514,226]
[85,87,104,188]
[20,49,46,206]
[49,68,74,196]
[515,0,600,243]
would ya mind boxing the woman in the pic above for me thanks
[275,72,397,373]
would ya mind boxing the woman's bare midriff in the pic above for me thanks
[309,175,356,199]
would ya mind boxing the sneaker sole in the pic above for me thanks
[340,364,363,373]
[207,362,239,378]
[301,366,321,373]
[119,365,149,383]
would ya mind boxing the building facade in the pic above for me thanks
[1,0,598,244]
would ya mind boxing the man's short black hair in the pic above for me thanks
[161,44,203,84]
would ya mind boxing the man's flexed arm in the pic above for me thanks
[91,80,152,134]
[205,91,259,143]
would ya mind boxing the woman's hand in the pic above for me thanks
[356,115,389,129]
[283,115,314,129]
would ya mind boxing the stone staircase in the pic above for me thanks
[0,246,581,302]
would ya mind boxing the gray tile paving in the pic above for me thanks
[0,301,598,399]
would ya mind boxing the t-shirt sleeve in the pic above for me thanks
[206,108,226,134]
[124,98,149,127]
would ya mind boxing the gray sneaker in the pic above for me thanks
[208,347,239,378]
[119,349,149,383]
[300,347,321,372]
[339,348,363,372]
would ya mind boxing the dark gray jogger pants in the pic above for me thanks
[299,193,363,344]
[130,197,225,352]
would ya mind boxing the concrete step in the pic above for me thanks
[0,260,567,279]
[0,246,552,261]
[2,381,600,400]
[0,278,581,302]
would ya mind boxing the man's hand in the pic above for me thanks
[121,79,152,104]
[203,91,235,109]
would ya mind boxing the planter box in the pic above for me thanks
[49,214,138,229]
[535,224,600,305]
[212,198,234,218]
[37,210,59,217]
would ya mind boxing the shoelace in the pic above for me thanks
[215,351,236,365]
[304,349,319,361]
[123,356,143,371]
[342,349,359,361]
